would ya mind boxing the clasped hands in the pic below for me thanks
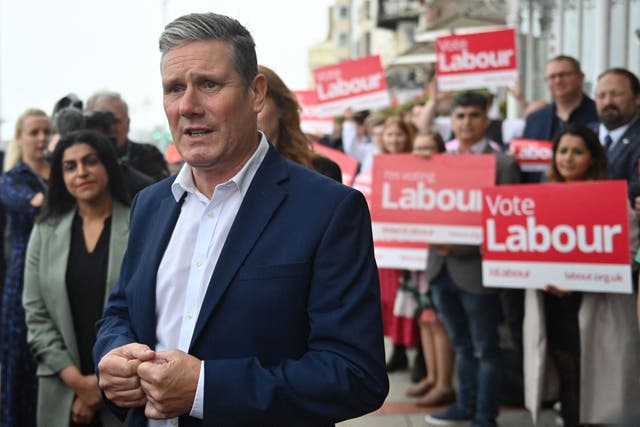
[97,343,201,419]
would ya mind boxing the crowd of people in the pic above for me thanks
[328,56,640,427]
[0,10,639,427]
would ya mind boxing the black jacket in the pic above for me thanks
[120,139,170,183]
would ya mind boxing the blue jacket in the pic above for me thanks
[523,94,598,141]
[593,115,640,202]
[94,144,389,426]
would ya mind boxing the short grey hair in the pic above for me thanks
[159,12,258,89]
[86,91,129,118]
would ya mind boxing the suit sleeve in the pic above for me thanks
[624,145,640,202]
[0,172,40,216]
[93,195,141,364]
[130,143,170,182]
[23,224,75,374]
[198,189,389,425]
[496,154,522,185]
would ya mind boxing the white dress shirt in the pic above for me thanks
[598,120,633,151]
[151,134,268,426]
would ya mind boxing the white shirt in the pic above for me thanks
[598,119,634,151]
[341,120,377,171]
[151,134,268,426]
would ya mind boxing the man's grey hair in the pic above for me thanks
[86,91,129,118]
[159,12,258,89]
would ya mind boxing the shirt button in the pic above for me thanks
[195,259,202,267]
[207,210,215,218]
[186,311,194,319]
[170,419,178,427]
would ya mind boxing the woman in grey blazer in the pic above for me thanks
[23,130,131,427]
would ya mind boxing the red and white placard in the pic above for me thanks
[374,240,428,270]
[482,181,632,293]
[352,170,428,269]
[312,143,359,186]
[370,154,496,245]
[510,138,553,172]
[436,28,518,91]
[293,90,334,136]
[313,55,391,117]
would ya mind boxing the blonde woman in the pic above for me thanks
[0,108,51,427]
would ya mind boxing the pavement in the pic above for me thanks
[338,340,558,427]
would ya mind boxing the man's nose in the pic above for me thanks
[180,86,204,117]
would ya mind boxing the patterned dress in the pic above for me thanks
[0,161,46,427]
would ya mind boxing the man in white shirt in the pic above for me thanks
[94,12,388,427]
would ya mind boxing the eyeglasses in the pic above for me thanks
[544,71,577,82]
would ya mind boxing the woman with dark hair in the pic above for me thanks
[257,64,342,182]
[545,124,608,183]
[23,130,129,427]
[523,123,640,426]
[0,108,51,427]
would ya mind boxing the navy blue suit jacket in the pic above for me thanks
[522,94,598,141]
[94,145,389,426]
[592,115,640,202]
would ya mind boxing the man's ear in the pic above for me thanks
[250,73,267,113]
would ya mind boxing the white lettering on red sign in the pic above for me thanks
[382,182,482,212]
[317,73,384,101]
[516,146,552,161]
[438,49,514,72]
[485,195,535,216]
[486,217,622,253]
[437,38,469,52]
[485,195,622,253]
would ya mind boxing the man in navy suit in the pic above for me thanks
[94,12,388,427]
[594,68,640,205]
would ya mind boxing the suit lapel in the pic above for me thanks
[609,117,640,167]
[106,201,129,299]
[49,210,81,364]
[135,191,186,347]
[190,146,288,349]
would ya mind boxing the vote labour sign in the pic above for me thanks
[482,181,632,293]
[509,139,553,172]
[374,240,428,271]
[352,171,428,270]
[436,28,518,91]
[313,55,391,117]
[293,90,334,136]
[370,153,496,245]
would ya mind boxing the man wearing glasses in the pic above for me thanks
[522,55,598,153]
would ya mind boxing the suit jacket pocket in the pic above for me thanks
[235,262,310,281]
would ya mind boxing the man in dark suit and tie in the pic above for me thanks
[594,68,640,206]
[94,12,388,427]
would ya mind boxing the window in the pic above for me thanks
[580,0,597,91]
[339,6,349,19]
[630,0,640,73]
[364,32,371,56]
[561,0,579,58]
[609,0,626,66]
[337,32,349,47]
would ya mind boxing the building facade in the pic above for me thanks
[308,0,640,116]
